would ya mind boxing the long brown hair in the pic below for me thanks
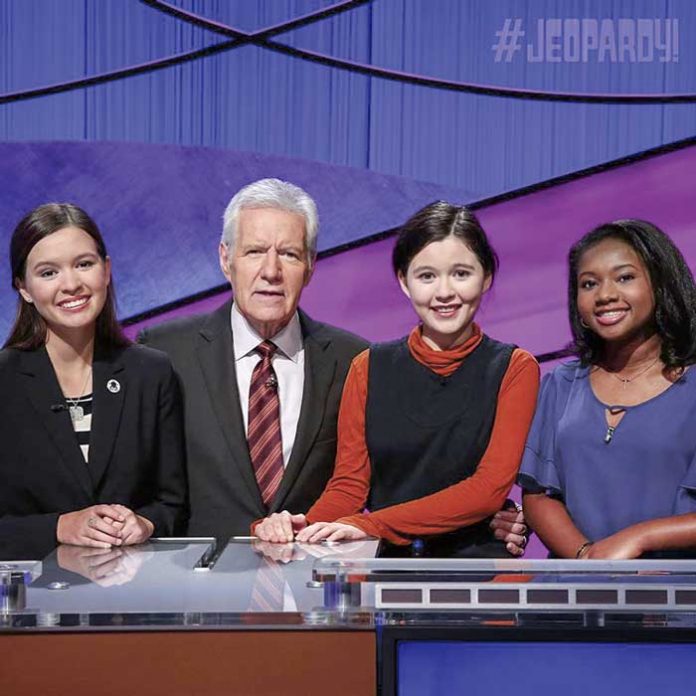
[4,203,130,350]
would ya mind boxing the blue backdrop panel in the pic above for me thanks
[1,0,696,200]
[0,140,475,340]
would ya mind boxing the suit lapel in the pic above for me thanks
[196,302,265,510]
[18,348,93,499]
[88,345,126,490]
[271,312,337,512]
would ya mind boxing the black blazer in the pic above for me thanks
[139,299,368,539]
[0,343,187,560]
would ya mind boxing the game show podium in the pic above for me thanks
[3,541,696,696]
[1,539,379,696]
[312,556,696,696]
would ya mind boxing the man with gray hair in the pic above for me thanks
[140,178,367,539]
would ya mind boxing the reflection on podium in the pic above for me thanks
[55,544,156,587]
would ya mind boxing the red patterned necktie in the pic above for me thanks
[248,340,284,508]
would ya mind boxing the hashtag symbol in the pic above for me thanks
[492,19,524,62]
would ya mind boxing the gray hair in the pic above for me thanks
[221,178,319,267]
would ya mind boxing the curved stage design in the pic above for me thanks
[126,138,696,363]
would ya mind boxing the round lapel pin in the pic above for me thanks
[107,379,121,394]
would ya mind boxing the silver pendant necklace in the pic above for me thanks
[64,368,92,423]
[68,402,84,422]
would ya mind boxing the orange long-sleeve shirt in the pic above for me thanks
[305,326,540,545]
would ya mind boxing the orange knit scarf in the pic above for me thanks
[406,323,483,377]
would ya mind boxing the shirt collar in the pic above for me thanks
[230,302,303,363]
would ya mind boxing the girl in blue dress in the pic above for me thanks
[519,219,696,559]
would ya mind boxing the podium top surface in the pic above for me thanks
[4,539,696,633]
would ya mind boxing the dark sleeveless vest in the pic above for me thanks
[365,334,514,558]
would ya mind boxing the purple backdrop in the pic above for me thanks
[129,142,696,358]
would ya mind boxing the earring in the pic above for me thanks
[580,318,589,329]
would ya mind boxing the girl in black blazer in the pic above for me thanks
[0,203,186,560]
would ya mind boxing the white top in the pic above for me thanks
[68,394,93,463]
[230,302,305,468]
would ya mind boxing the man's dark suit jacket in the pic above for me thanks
[139,299,368,539]
[0,343,187,560]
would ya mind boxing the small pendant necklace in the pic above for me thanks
[600,356,659,444]
[64,368,92,423]
[601,355,660,389]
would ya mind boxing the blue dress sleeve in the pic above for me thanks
[675,445,696,515]
[517,365,573,495]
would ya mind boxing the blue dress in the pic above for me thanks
[518,362,696,545]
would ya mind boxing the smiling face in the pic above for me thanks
[16,226,111,340]
[576,237,656,346]
[399,235,491,351]
[219,207,313,339]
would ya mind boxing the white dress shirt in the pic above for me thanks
[230,303,305,468]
